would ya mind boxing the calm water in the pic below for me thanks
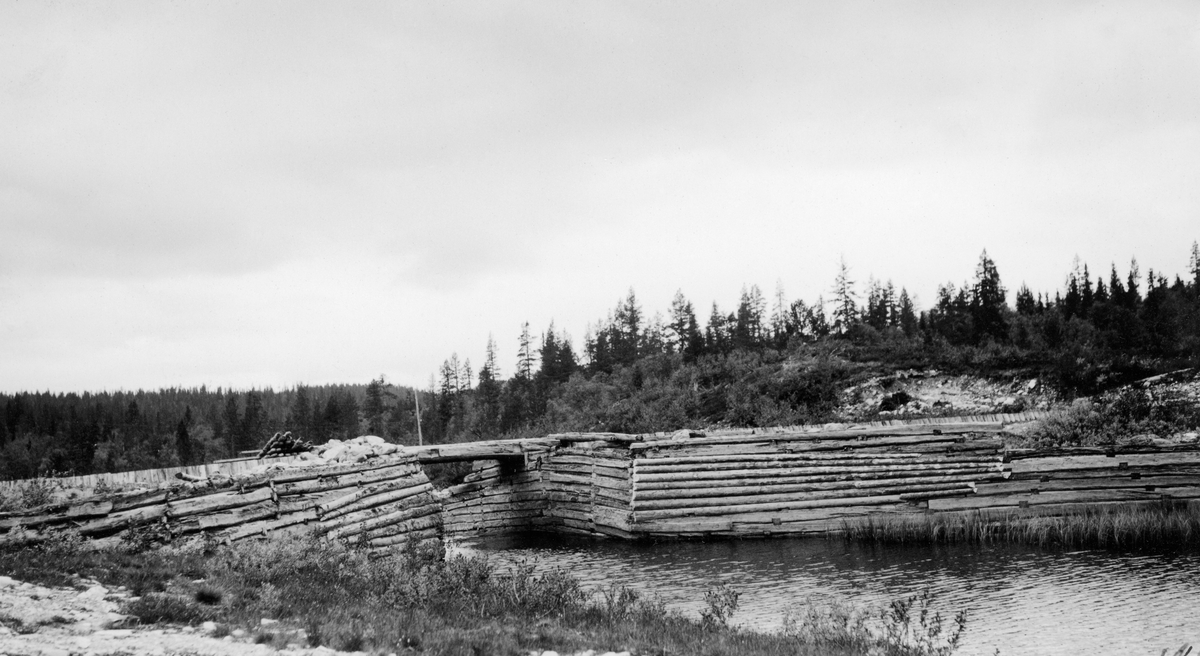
[454,534,1200,656]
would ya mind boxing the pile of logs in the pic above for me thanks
[257,431,314,458]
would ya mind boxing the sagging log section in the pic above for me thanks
[5,411,1200,548]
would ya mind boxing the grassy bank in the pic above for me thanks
[842,501,1200,549]
[0,532,966,656]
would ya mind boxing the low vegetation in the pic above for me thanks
[0,532,971,656]
[842,501,1200,549]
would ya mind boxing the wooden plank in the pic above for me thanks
[635,451,998,467]
[269,458,418,485]
[542,471,633,492]
[328,504,442,540]
[193,500,278,532]
[366,526,442,548]
[274,463,424,496]
[632,425,1001,450]
[634,503,918,532]
[75,504,167,536]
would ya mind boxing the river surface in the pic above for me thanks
[454,534,1200,656]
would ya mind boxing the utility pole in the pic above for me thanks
[413,389,423,446]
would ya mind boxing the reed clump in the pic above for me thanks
[843,501,1200,548]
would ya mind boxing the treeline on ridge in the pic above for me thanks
[3,244,1199,480]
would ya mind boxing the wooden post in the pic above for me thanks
[414,390,423,447]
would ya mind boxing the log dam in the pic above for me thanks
[4,412,1200,550]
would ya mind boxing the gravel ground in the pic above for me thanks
[0,575,364,656]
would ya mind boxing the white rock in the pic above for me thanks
[361,435,386,445]
[77,585,108,601]
[74,637,92,649]
[201,621,218,633]
[231,628,246,638]
[540,651,560,656]
[260,618,279,626]
[0,576,15,587]
[96,629,134,637]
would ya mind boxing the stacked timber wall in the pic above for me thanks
[539,439,634,539]
[626,423,1008,537]
[441,458,549,538]
[1,454,443,552]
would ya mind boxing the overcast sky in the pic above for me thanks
[1,1,1198,393]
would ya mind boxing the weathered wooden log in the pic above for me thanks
[635,503,918,532]
[542,472,632,492]
[632,481,978,511]
[634,451,997,467]
[1008,453,1200,475]
[633,473,992,501]
[632,424,1004,450]
[268,457,417,484]
[273,463,423,496]
[927,488,1159,511]
[366,526,442,548]
[320,482,434,522]
[634,462,999,484]
[76,504,167,537]
[166,487,275,519]
[634,455,999,474]
[633,468,1002,492]
[226,509,319,541]
[975,475,1200,496]
[320,492,437,533]
[318,477,429,517]
[327,504,442,540]
[633,493,906,521]
[1009,466,1200,481]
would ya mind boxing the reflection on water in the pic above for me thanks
[454,533,1200,656]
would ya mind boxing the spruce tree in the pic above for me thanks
[830,257,858,335]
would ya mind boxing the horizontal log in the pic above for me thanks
[194,500,278,532]
[633,481,977,511]
[541,462,631,479]
[633,425,1001,450]
[167,487,274,519]
[320,493,437,533]
[558,517,636,539]
[633,494,905,521]
[320,483,434,521]
[328,504,442,540]
[318,477,430,516]
[633,468,1002,492]
[634,503,918,532]
[542,472,633,492]
[1009,453,1200,475]
[269,458,418,485]
[635,455,999,474]
[366,526,442,548]
[634,462,999,484]
[634,472,993,501]
[75,504,167,536]
[226,509,319,541]
[274,463,424,496]
[976,476,1200,496]
[927,489,1160,511]
[1006,445,1200,460]
[635,451,998,467]
[1009,466,1200,481]
[543,454,633,468]
[633,436,1000,459]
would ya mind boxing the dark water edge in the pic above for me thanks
[452,533,1200,656]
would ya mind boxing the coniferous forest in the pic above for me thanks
[4,244,1199,481]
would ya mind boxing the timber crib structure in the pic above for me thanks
[5,411,1200,549]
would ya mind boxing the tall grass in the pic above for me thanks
[843,502,1200,549]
